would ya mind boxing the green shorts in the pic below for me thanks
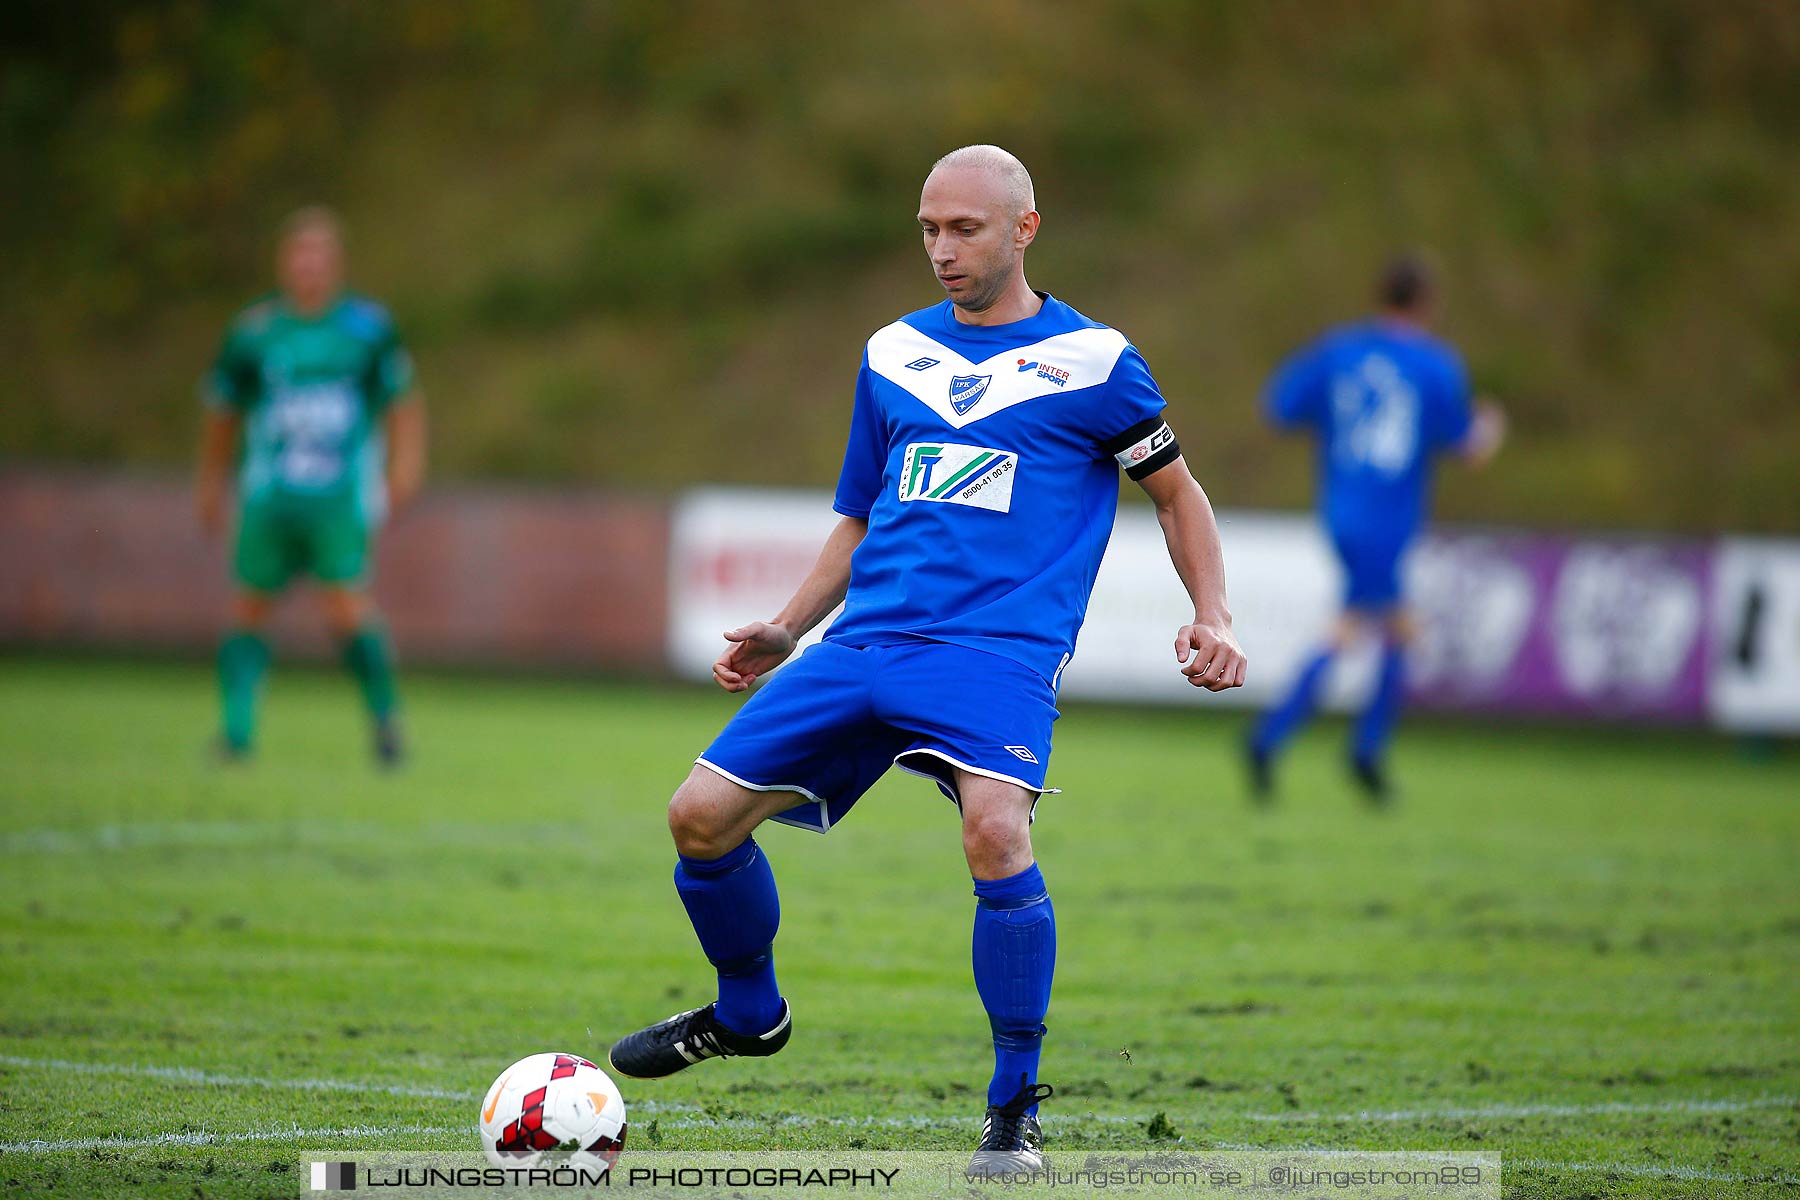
[233,498,373,593]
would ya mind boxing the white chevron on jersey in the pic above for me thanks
[867,321,1130,430]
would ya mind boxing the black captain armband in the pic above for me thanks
[1101,417,1181,480]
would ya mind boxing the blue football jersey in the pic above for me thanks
[825,294,1175,684]
[1264,320,1473,544]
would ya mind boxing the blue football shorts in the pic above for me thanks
[1330,527,1413,612]
[695,639,1061,833]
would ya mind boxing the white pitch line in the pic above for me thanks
[0,1055,699,1115]
[1,1122,462,1154]
[1250,1095,1796,1123]
[5,1055,1793,1136]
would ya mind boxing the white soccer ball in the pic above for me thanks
[477,1052,627,1170]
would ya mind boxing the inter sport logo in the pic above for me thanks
[898,442,1018,513]
[1016,358,1072,387]
[948,374,993,416]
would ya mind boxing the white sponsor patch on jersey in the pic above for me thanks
[898,442,1018,513]
[868,323,1130,429]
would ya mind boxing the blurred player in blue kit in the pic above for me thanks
[1247,255,1504,803]
[607,146,1246,1176]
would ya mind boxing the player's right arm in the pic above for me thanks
[712,516,867,693]
[194,410,242,537]
[195,318,252,538]
[1262,338,1329,432]
[713,352,884,693]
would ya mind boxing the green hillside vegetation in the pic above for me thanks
[6,2,1797,531]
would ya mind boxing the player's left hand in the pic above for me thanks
[712,620,798,693]
[196,483,226,540]
[386,475,418,516]
[1175,621,1246,691]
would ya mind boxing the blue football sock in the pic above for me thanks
[1353,641,1407,765]
[972,862,1055,1112]
[1252,647,1334,755]
[673,837,784,1036]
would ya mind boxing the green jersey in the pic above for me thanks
[203,292,414,520]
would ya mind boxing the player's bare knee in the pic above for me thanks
[960,804,1032,878]
[320,589,370,637]
[232,592,275,628]
[666,791,720,858]
[667,771,757,859]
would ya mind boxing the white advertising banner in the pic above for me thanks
[666,488,1357,710]
[1710,538,1800,732]
[666,489,847,681]
[667,487,1800,729]
[1066,507,1375,709]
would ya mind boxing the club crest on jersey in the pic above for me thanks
[948,374,993,416]
[898,442,1018,513]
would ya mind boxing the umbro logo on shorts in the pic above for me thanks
[1004,746,1039,764]
[898,443,1017,513]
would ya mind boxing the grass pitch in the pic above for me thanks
[0,658,1796,1198]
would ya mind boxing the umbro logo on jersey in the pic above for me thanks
[898,442,1017,513]
[905,357,940,371]
[948,374,992,416]
[1016,358,1072,387]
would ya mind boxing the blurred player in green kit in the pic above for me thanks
[194,207,426,764]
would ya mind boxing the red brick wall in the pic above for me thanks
[0,468,669,671]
